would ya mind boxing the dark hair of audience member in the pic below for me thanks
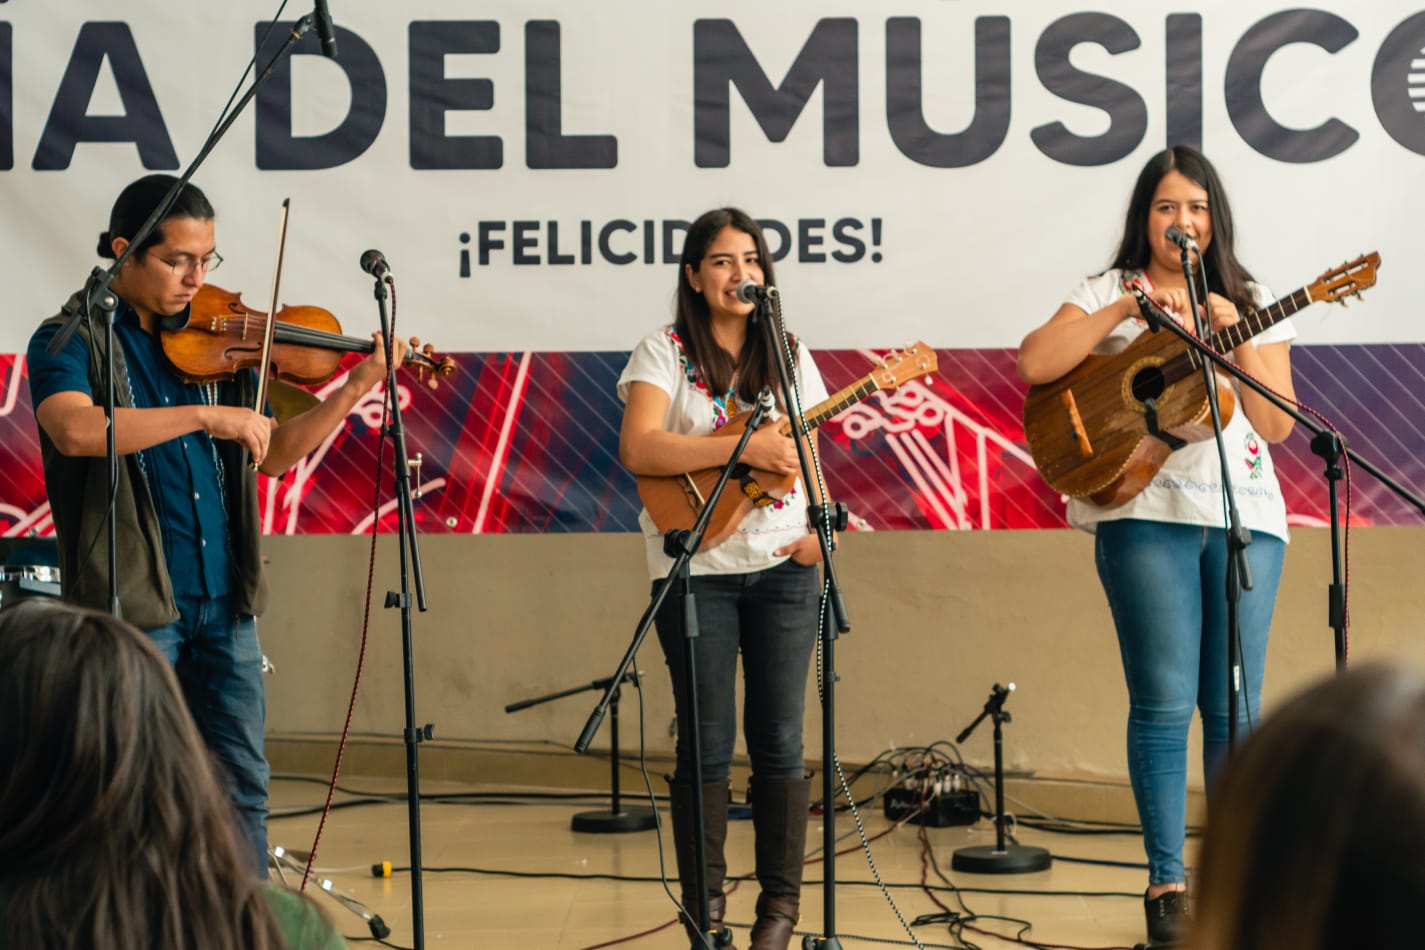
[1193,662,1425,950]
[0,600,289,949]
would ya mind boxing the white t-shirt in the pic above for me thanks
[617,326,831,579]
[1061,269,1297,542]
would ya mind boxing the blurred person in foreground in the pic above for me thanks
[1193,662,1425,950]
[0,599,346,949]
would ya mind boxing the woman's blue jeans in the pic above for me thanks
[146,594,270,877]
[1094,519,1285,885]
[653,559,821,785]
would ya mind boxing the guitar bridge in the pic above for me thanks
[677,473,706,514]
[1060,390,1094,458]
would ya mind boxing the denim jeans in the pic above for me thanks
[653,559,821,785]
[146,594,270,876]
[1094,519,1285,885]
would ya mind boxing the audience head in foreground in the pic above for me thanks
[0,599,340,949]
[1194,661,1425,950]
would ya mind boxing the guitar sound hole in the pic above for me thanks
[1130,366,1166,404]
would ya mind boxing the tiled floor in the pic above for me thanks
[267,774,1169,949]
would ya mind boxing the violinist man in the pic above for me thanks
[25,174,407,875]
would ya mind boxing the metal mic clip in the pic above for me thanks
[749,387,775,430]
[1130,287,1165,333]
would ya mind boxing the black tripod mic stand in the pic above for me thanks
[368,268,435,950]
[1174,244,1254,754]
[575,388,777,950]
[754,289,852,950]
[506,673,656,832]
[951,683,1051,873]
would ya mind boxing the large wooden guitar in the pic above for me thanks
[1022,253,1379,508]
[639,342,938,546]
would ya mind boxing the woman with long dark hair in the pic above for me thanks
[1017,147,1298,944]
[618,208,829,949]
[0,599,344,949]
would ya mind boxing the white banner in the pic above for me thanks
[2,1,1421,353]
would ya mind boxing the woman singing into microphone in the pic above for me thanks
[617,208,830,950]
[1017,147,1298,944]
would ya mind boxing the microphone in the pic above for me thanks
[735,279,773,304]
[313,0,338,59]
[757,386,775,413]
[359,248,391,282]
[1165,226,1198,253]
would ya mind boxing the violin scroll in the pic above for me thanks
[403,336,457,389]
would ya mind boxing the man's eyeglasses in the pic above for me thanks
[154,252,223,276]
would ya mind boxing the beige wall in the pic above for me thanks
[259,526,1425,785]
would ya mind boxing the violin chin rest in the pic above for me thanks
[266,379,321,424]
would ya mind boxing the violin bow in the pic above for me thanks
[248,198,291,469]
[254,198,291,420]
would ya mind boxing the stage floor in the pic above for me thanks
[267,774,1169,949]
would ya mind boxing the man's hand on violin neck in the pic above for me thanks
[347,333,416,390]
[201,406,276,465]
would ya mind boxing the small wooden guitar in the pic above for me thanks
[638,342,938,546]
[1022,252,1379,508]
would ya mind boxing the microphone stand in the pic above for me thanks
[1129,288,1425,682]
[1176,245,1253,753]
[575,388,776,950]
[506,672,656,832]
[43,9,322,619]
[757,288,850,950]
[950,683,1050,873]
[370,271,433,950]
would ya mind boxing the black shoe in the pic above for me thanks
[1144,887,1189,944]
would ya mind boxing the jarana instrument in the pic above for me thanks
[1022,252,1379,507]
[638,342,938,547]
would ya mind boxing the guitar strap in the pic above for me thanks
[737,465,779,509]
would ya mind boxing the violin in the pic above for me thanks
[160,284,456,387]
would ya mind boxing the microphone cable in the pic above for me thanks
[300,278,403,894]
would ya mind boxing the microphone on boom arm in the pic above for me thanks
[359,249,392,282]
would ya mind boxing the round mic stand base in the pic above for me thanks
[950,842,1051,874]
[951,682,1052,876]
[507,675,659,835]
[570,807,658,834]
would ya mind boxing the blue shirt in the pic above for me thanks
[28,302,236,599]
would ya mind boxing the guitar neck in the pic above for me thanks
[1205,286,1313,357]
[777,376,881,436]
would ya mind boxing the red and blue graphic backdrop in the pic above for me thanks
[2,343,1420,539]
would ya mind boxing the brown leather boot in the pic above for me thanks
[669,781,737,948]
[748,777,811,950]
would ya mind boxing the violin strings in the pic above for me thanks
[213,315,432,369]
[273,323,362,352]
